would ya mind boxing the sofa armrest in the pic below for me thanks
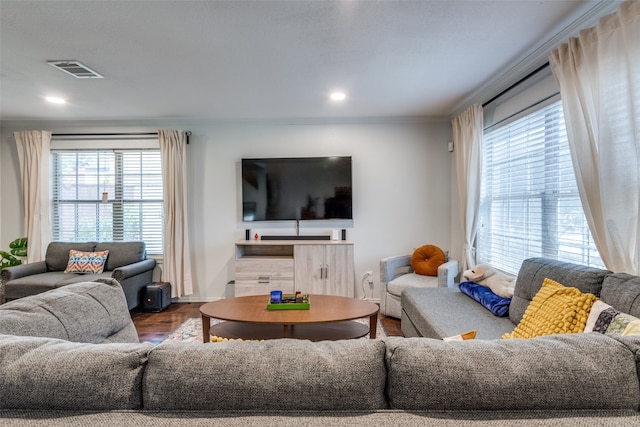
[112,258,156,282]
[112,259,157,311]
[0,279,140,343]
[380,255,413,287]
[1,261,47,283]
[437,259,459,288]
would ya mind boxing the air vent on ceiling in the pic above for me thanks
[47,60,104,79]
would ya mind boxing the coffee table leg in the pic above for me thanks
[283,325,289,338]
[201,315,211,343]
[369,313,378,339]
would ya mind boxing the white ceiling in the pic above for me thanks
[0,0,618,123]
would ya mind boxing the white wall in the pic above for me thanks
[0,119,455,301]
[0,127,3,246]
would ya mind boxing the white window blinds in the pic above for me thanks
[51,150,163,254]
[477,99,603,274]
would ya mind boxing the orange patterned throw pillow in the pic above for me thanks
[64,250,110,274]
[411,245,446,276]
[503,278,598,339]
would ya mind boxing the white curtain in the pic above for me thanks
[550,1,640,274]
[452,104,483,272]
[159,130,193,297]
[14,130,51,263]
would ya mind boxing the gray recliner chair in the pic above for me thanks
[380,254,458,319]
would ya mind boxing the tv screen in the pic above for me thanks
[242,157,352,221]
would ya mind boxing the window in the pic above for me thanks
[51,150,163,254]
[477,100,603,274]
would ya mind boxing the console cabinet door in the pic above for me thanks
[294,245,325,294]
[325,244,354,297]
[294,244,354,297]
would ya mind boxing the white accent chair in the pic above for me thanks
[379,254,459,319]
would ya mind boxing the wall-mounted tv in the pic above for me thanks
[242,156,352,221]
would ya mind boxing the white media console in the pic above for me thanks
[234,240,355,297]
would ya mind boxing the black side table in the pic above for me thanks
[142,282,171,312]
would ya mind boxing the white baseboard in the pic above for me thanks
[172,296,222,303]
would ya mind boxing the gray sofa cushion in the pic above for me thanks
[0,279,139,343]
[45,242,97,271]
[388,273,439,297]
[4,271,114,299]
[613,336,640,377]
[3,272,68,299]
[385,334,640,411]
[510,258,611,325]
[600,273,640,317]
[0,335,151,410]
[95,241,146,270]
[143,339,388,411]
[401,287,515,339]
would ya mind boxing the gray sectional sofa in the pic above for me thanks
[1,276,639,425]
[401,257,640,340]
[1,241,156,310]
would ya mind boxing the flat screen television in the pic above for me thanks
[242,156,352,221]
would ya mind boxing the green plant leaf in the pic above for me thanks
[8,237,27,257]
[0,250,22,270]
[11,248,27,257]
[9,237,27,249]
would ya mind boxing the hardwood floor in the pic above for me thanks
[380,312,402,336]
[130,302,203,345]
[131,302,402,343]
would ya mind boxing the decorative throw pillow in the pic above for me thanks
[503,278,598,339]
[584,300,611,332]
[64,250,110,274]
[621,319,640,336]
[410,245,445,276]
[606,312,640,335]
[443,330,476,341]
[594,307,621,333]
[583,299,640,336]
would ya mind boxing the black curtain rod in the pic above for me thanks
[482,62,550,108]
[52,131,191,143]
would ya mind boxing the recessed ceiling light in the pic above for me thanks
[45,96,67,104]
[330,92,346,101]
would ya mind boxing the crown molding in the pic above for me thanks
[0,114,448,131]
[449,0,623,118]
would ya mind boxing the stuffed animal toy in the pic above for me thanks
[462,264,516,298]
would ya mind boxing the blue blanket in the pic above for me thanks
[458,281,511,317]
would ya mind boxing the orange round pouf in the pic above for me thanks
[411,245,446,276]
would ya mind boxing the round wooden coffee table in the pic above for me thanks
[199,294,379,343]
